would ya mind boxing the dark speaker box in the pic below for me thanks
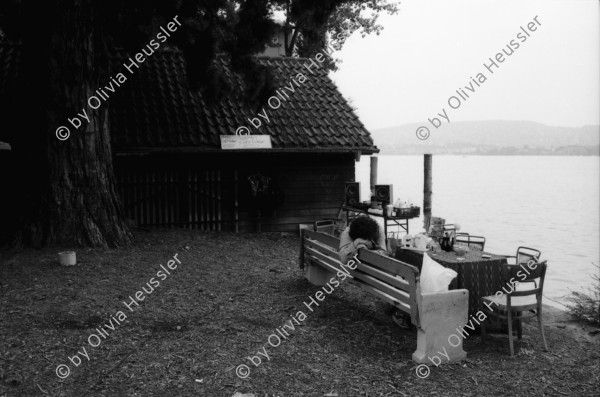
[374,184,393,206]
[344,182,361,206]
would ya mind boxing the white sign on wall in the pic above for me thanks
[220,135,273,150]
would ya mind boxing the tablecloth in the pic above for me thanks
[395,248,508,319]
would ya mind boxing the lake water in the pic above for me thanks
[356,155,600,309]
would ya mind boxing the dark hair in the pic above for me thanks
[349,216,380,241]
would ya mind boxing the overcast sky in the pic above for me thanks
[330,0,600,131]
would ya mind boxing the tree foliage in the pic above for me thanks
[1,0,399,105]
[274,0,400,59]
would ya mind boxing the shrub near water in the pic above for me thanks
[566,263,600,326]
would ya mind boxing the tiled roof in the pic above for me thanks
[0,45,377,153]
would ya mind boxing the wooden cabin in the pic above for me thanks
[110,50,378,232]
[0,43,379,233]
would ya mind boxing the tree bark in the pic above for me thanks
[10,0,133,247]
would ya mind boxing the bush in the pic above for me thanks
[566,263,600,326]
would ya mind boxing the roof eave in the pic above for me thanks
[114,146,380,156]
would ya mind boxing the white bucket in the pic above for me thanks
[58,251,76,266]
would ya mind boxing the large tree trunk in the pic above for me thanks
[9,0,133,247]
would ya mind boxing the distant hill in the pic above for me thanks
[370,121,599,155]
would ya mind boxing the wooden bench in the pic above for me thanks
[300,229,469,364]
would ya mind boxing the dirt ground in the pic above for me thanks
[1,229,598,397]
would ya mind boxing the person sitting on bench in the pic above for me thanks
[338,216,386,264]
[338,216,411,329]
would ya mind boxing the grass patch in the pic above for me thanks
[566,263,600,326]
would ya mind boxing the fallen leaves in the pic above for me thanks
[0,230,599,396]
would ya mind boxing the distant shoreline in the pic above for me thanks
[371,121,599,157]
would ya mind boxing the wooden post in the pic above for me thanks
[424,154,433,232]
[233,169,239,233]
[370,156,378,196]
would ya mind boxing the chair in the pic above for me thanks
[443,224,458,233]
[467,235,486,251]
[455,233,470,246]
[510,246,541,266]
[506,247,541,289]
[481,260,548,356]
[314,220,335,235]
[454,233,486,251]
[315,206,349,237]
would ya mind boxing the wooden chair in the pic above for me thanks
[481,260,548,356]
[313,206,349,237]
[314,220,335,235]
